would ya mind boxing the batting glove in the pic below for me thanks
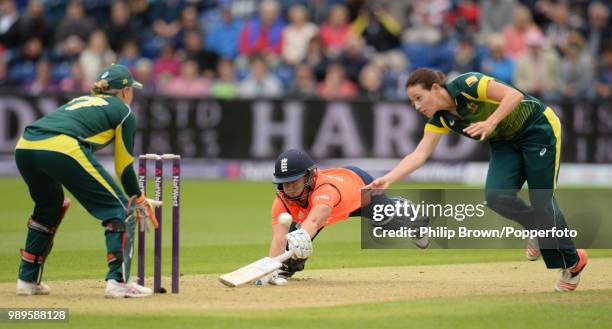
[286,229,312,259]
[128,194,162,232]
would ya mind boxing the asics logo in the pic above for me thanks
[281,158,288,172]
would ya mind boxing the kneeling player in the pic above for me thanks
[259,149,428,285]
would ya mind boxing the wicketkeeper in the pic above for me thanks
[15,64,159,298]
[259,149,429,285]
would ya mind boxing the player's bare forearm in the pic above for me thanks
[269,224,289,257]
[485,80,524,126]
[464,80,524,140]
[300,204,332,237]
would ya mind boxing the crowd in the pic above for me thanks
[0,0,610,101]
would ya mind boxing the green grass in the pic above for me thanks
[1,177,611,328]
[11,290,612,329]
[2,177,611,282]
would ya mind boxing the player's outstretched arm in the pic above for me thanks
[300,204,332,237]
[364,131,443,194]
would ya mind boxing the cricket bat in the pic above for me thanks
[219,250,294,287]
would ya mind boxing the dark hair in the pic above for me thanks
[405,68,446,90]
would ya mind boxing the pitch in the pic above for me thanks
[1,178,611,328]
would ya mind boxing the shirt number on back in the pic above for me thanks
[65,96,109,111]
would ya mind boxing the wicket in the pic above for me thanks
[137,153,181,294]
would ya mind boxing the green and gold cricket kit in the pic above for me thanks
[426,72,578,269]
[15,93,139,283]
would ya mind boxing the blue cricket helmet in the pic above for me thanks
[273,149,317,184]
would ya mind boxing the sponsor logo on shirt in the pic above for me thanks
[465,75,478,87]
[313,195,331,202]
[467,102,478,113]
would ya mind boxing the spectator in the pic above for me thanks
[545,1,572,54]
[59,62,89,93]
[161,59,210,97]
[339,36,369,83]
[79,30,116,84]
[302,35,330,81]
[239,0,284,57]
[581,1,611,57]
[358,64,383,100]
[0,0,21,49]
[503,5,543,58]
[479,0,516,35]
[154,43,181,84]
[514,30,561,99]
[133,58,156,94]
[408,0,451,28]
[0,47,8,87]
[182,30,219,77]
[320,4,353,57]
[151,0,186,39]
[54,0,95,45]
[481,34,514,84]
[117,40,142,72]
[175,6,200,49]
[19,0,52,48]
[8,37,43,85]
[24,59,56,95]
[449,35,480,79]
[56,34,84,65]
[352,3,401,52]
[104,0,139,52]
[370,51,408,99]
[210,58,238,99]
[205,1,243,59]
[446,0,480,32]
[402,1,443,46]
[287,64,316,97]
[317,62,358,99]
[559,31,596,100]
[595,43,612,98]
[282,5,318,65]
[238,55,283,98]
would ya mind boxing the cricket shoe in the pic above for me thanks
[413,234,431,249]
[105,279,154,298]
[16,279,51,296]
[555,249,588,292]
[526,237,540,261]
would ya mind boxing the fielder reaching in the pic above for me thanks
[260,149,429,285]
[364,68,587,292]
[15,64,159,298]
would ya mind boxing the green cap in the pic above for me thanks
[95,64,143,90]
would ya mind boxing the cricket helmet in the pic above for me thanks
[273,149,317,201]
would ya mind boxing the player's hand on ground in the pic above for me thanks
[363,177,391,196]
[463,120,497,141]
[130,194,161,231]
[254,270,288,286]
[286,229,312,259]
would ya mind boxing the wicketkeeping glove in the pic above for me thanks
[286,228,312,259]
[128,194,162,232]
